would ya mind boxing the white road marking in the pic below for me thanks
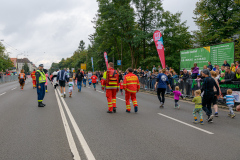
[0,92,6,96]
[11,87,17,90]
[54,90,81,160]
[158,113,214,135]
[116,97,125,101]
[95,89,132,103]
[96,90,104,93]
[57,89,96,160]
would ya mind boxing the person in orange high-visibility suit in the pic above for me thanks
[123,68,140,113]
[102,62,119,113]
[31,69,36,88]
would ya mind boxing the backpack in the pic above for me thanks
[106,70,119,86]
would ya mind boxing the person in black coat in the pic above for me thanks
[75,69,84,92]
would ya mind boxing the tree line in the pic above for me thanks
[0,42,13,72]
[50,0,240,73]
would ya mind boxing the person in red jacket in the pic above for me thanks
[91,72,98,91]
[31,69,37,88]
[123,68,140,113]
[102,62,119,113]
[120,80,123,95]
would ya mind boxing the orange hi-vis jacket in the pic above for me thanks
[31,71,36,80]
[123,72,140,93]
[102,67,119,90]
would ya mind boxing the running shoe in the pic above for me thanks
[200,121,204,125]
[214,112,218,117]
[207,115,214,122]
[231,114,236,118]
[107,111,113,113]
[126,110,131,113]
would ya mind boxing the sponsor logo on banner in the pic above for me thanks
[153,30,166,69]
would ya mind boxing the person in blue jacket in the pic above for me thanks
[155,68,172,108]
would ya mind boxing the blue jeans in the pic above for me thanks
[93,83,96,88]
[83,79,86,86]
[77,81,82,91]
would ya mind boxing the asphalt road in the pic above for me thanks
[0,79,240,160]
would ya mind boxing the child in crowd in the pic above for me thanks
[91,72,98,91]
[191,75,201,96]
[120,80,123,95]
[68,78,74,98]
[192,90,204,125]
[224,89,236,118]
[219,72,225,81]
[45,71,48,93]
[173,86,182,109]
[88,79,92,86]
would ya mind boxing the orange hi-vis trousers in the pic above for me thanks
[106,89,117,112]
[32,80,36,87]
[125,91,138,111]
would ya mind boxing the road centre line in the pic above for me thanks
[54,90,81,160]
[158,113,214,135]
[11,87,17,90]
[57,89,96,160]
[0,92,6,96]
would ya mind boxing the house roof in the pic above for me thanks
[17,58,31,63]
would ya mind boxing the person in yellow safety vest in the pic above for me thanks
[102,62,119,113]
[36,64,46,107]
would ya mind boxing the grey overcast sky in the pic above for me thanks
[0,0,198,68]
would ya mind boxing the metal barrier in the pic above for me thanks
[139,76,240,104]
[0,75,19,84]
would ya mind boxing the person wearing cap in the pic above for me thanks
[36,64,46,107]
[201,69,219,123]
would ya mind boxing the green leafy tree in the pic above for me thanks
[133,0,163,59]
[0,42,13,72]
[193,0,240,45]
[22,63,29,73]
[78,40,86,51]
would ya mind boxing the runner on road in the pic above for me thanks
[155,68,172,108]
[36,64,46,107]
[45,70,48,93]
[57,68,68,98]
[31,69,36,89]
[201,69,219,123]
[18,69,26,90]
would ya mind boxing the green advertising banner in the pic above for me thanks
[180,42,234,70]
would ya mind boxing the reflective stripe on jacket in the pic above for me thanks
[102,68,119,89]
[123,72,140,93]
